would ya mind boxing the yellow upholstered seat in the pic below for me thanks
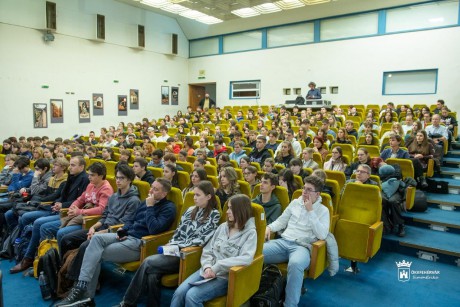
[325,170,346,192]
[251,184,290,212]
[177,171,191,190]
[176,161,193,174]
[237,180,252,198]
[334,183,383,263]
[132,180,150,202]
[385,158,414,179]
[204,164,218,177]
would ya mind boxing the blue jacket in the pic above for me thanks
[8,170,34,192]
[122,197,176,239]
[380,148,410,161]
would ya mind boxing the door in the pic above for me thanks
[189,85,205,111]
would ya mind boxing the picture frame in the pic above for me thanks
[33,103,48,128]
[78,100,90,123]
[130,89,139,110]
[50,99,63,123]
[93,93,104,116]
[171,87,179,105]
[161,86,169,105]
[118,95,128,116]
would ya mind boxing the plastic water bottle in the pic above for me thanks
[39,271,52,300]
[157,245,180,257]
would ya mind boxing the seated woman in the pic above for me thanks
[216,153,230,174]
[289,158,308,181]
[239,156,251,173]
[301,148,319,170]
[170,194,257,307]
[380,122,404,148]
[331,128,352,146]
[163,164,180,189]
[360,132,379,146]
[323,146,347,172]
[116,181,220,307]
[278,169,299,200]
[262,158,278,174]
[408,130,434,179]
[316,129,331,147]
[215,167,240,208]
[243,166,260,195]
[182,168,208,199]
[274,141,295,168]
[312,136,328,162]
[345,147,372,177]
[296,127,312,147]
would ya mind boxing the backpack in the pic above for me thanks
[37,248,60,300]
[57,249,79,298]
[0,225,20,259]
[14,224,33,263]
[411,190,428,212]
[34,239,59,278]
[250,265,286,307]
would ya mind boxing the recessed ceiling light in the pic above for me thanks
[253,3,282,14]
[275,0,305,10]
[232,7,261,18]
[161,3,189,13]
[140,0,170,8]
[180,9,206,18]
[300,0,331,5]
[196,15,224,24]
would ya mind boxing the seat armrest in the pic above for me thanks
[60,208,68,218]
[109,224,124,233]
[178,246,203,284]
[140,230,175,262]
[227,255,264,307]
[308,240,327,279]
[83,215,101,230]
[367,221,383,258]
[405,186,416,210]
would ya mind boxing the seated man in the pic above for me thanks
[263,176,330,307]
[60,164,140,279]
[148,149,164,169]
[252,173,281,224]
[54,178,176,306]
[248,136,272,167]
[10,156,89,273]
[345,164,378,186]
[133,157,155,184]
[6,156,34,193]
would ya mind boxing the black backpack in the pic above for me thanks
[37,248,60,299]
[14,224,33,263]
[250,265,286,307]
[0,225,20,259]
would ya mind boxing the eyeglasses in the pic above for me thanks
[243,172,253,176]
[116,176,127,181]
[355,170,369,174]
[303,188,318,193]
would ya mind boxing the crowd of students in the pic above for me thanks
[0,99,457,306]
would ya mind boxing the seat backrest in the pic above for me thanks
[106,161,117,177]
[183,191,222,217]
[148,167,164,179]
[320,192,333,230]
[186,155,197,164]
[293,175,304,189]
[325,170,346,191]
[359,145,380,158]
[204,164,218,177]
[132,180,150,202]
[167,187,184,230]
[386,158,414,179]
[251,184,290,212]
[331,143,354,161]
[350,173,381,187]
[207,175,219,189]
[338,183,382,225]
[176,161,193,174]
[325,179,340,214]
[237,180,252,198]
[106,175,117,191]
[177,171,191,190]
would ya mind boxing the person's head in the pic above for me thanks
[302,176,324,203]
[268,130,278,143]
[118,149,131,162]
[133,158,148,176]
[345,120,354,131]
[436,99,445,110]
[412,120,423,134]
[355,164,372,183]
[441,107,450,117]
[192,180,218,220]
[308,81,316,89]
[313,136,324,149]
[193,158,207,169]
[68,156,85,175]
[302,147,314,161]
[243,165,258,184]
[32,147,44,160]
[160,125,168,135]
[213,138,223,151]
[219,166,238,189]
[150,178,172,201]
[263,158,275,173]
[321,119,330,131]
[431,114,441,126]
[364,132,374,145]
[163,164,177,182]
[284,129,295,142]
[311,169,326,183]
[178,150,187,162]
[239,156,250,170]
[356,148,369,164]
[116,164,135,190]
[337,128,348,140]
[416,130,428,145]
[233,141,244,154]
[86,147,97,159]
[392,122,403,135]
[226,194,253,230]
[33,158,51,175]
[331,146,343,161]
[255,136,267,151]
[2,139,12,151]
[190,168,207,187]
[195,149,208,160]
[4,154,18,167]
[288,158,303,175]
[13,156,30,173]
[279,141,294,156]
[164,152,178,166]
[389,134,402,148]
[423,112,431,123]
[101,147,113,160]
[260,172,278,195]
[87,162,107,185]
[278,168,295,189]
[43,147,53,159]
[217,153,230,166]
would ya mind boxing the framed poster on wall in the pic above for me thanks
[171,87,179,105]
[50,99,63,123]
[78,100,90,123]
[161,86,169,105]
[118,95,128,116]
[130,89,139,109]
[93,93,104,116]
[33,103,48,128]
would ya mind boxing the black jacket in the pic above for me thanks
[140,170,155,185]
[55,171,90,208]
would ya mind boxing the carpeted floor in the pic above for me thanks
[1,250,459,306]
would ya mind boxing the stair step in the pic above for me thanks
[385,226,460,258]
[403,207,460,230]
[447,150,460,156]
[426,192,460,207]
[428,177,460,189]
[440,167,460,177]
[443,157,460,166]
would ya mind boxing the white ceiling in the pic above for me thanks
[116,0,431,39]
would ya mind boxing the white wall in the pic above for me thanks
[188,26,460,111]
[0,0,189,140]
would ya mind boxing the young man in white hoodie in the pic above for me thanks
[263,176,330,307]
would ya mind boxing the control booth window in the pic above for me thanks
[230,80,261,99]
[382,69,438,95]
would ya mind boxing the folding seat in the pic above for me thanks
[251,184,290,212]
[325,170,346,192]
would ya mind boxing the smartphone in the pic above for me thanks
[117,228,128,238]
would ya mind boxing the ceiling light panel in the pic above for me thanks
[275,0,306,10]
[161,3,189,13]
[232,7,261,18]
[196,15,224,24]
[140,0,170,8]
[300,0,331,5]
[254,3,282,14]
[180,9,206,18]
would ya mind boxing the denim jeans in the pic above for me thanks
[170,270,228,307]
[263,238,311,307]
[24,214,58,259]
[4,209,17,229]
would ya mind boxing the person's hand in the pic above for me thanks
[67,206,79,217]
[303,193,314,212]
[34,169,42,177]
[87,226,96,240]
[12,167,19,174]
[52,202,62,212]
[415,154,424,159]
[146,193,156,207]
[19,188,26,194]
[203,267,216,279]
[265,227,271,241]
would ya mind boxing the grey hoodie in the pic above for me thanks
[98,184,140,228]
[200,217,257,279]
[28,170,53,195]
[252,194,281,225]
